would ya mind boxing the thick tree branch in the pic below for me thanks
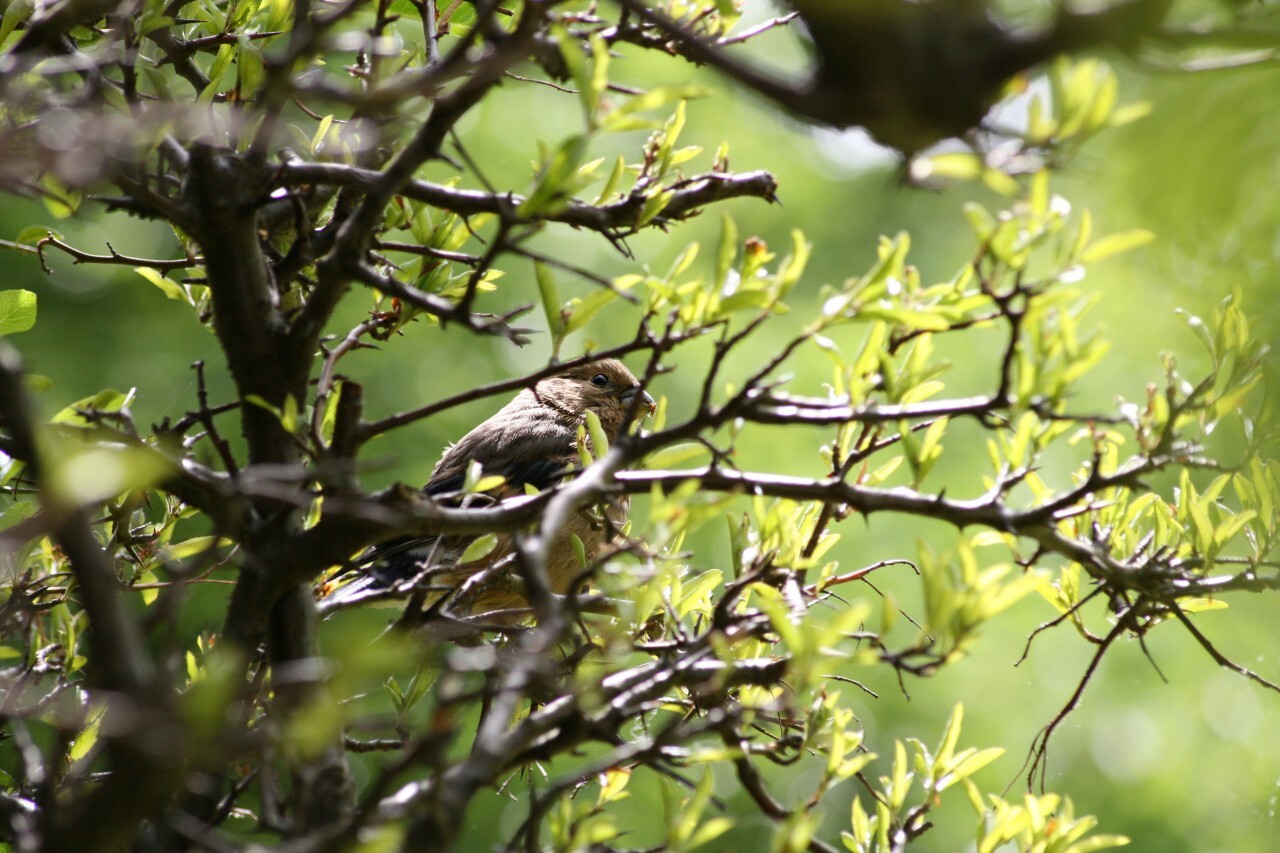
[278,161,779,234]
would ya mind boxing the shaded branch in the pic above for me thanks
[35,235,200,274]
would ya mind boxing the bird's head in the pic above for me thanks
[534,358,655,440]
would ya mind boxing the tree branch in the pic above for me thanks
[278,161,779,235]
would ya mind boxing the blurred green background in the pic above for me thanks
[3,3,1278,850]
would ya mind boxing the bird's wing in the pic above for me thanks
[319,403,581,612]
[426,401,581,493]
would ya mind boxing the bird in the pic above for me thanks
[319,359,654,628]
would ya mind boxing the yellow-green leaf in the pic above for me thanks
[0,289,37,335]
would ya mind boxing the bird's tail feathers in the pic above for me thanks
[317,574,401,614]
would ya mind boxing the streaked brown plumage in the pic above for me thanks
[321,359,653,626]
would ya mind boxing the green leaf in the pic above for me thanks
[1109,102,1152,127]
[594,155,627,204]
[140,65,174,100]
[715,290,773,317]
[40,175,81,218]
[597,767,631,805]
[135,267,186,301]
[645,442,710,469]
[1029,170,1049,216]
[311,114,335,154]
[637,188,673,228]
[608,84,709,122]
[1186,499,1214,557]
[519,134,588,217]
[934,703,964,771]
[1179,597,1228,613]
[0,500,36,532]
[208,43,235,85]
[52,388,130,426]
[981,168,1022,197]
[963,203,997,240]
[459,533,498,564]
[715,213,738,288]
[676,570,722,618]
[557,24,588,100]
[1071,834,1132,852]
[244,393,300,433]
[1079,229,1155,264]
[920,151,982,181]
[470,474,506,493]
[854,306,948,331]
[237,44,264,95]
[585,409,610,457]
[68,708,104,762]
[776,229,811,297]
[137,570,159,606]
[228,0,261,28]
[0,0,32,49]
[164,535,231,561]
[653,100,687,179]
[750,583,803,653]
[686,817,734,851]
[575,424,593,467]
[888,739,912,811]
[13,226,52,247]
[943,747,1004,789]
[535,261,565,351]
[48,444,171,506]
[865,455,903,487]
[281,394,299,434]
[0,290,37,335]
[564,277,640,335]
[584,35,609,119]
[866,232,910,287]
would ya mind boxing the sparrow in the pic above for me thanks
[320,359,654,626]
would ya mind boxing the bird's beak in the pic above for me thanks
[622,386,656,415]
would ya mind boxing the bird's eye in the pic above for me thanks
[591,373,609,387]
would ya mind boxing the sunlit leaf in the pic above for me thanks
[0,289,37,335]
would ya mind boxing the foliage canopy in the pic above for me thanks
[0,1,1278,851]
